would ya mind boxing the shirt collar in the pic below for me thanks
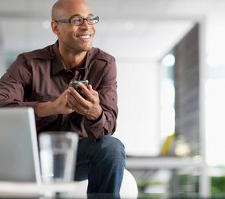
[51,41,94,76]
[51,41,65,75]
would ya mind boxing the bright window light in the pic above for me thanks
[161,54,175,67]
[206,78,225,166]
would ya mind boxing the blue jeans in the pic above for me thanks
[74,135,126,199]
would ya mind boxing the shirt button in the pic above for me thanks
[50,53,56,58]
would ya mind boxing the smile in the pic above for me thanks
[76,33,93,42]
[78,35,91,39]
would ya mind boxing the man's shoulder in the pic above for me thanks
[22,44,54,61]
[90,48,115,63]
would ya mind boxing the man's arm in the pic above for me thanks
[35,90,74,117]
[0,73,74,117]
[0,55,73,117]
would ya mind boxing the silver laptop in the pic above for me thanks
[0,107,41,184]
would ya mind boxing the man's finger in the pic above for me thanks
[67,94,88,113]
[68,87,89,104]
[77,83,93,99]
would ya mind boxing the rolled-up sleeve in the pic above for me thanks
[84,58,118,140]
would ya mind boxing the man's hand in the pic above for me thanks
[35,90,74,117]
[67,83,103,121]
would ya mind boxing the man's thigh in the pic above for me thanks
[74,135,125,181]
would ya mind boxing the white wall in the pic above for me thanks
[114,59,160,156]
[1,19,56,52]
[0,24,6,76]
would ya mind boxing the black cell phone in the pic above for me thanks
[69,80,89,98]
[69,80,89,89]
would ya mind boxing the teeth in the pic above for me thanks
[79,35,91,39]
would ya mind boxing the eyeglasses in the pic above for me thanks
[55,15,99,26]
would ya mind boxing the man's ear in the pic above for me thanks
[51,21,59,36]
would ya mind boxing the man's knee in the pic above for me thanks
[97,135,126,160]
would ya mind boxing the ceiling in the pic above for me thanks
[0,0,224,64]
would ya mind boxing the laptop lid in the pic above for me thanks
[0,107,41,184]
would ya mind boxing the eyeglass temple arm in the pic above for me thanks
[55,19,70,23]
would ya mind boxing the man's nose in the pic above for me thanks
[80,19,90,29]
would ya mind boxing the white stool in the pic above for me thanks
[74,169,138,199]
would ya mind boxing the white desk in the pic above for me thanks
[0,182,85,198]
[126,156,203,169]
[126,156,210,198]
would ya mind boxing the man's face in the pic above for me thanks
[53,1,96,53]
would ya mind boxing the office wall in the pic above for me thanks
[174,24,200,156]
[115,59,160,156]
[0,24,6,76]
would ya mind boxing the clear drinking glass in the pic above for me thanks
[39,131,78,198]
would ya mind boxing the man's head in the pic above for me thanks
[51,0,97,53]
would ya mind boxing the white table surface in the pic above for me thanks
[0,182,80,197]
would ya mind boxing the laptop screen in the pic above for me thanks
[0,107,41,184]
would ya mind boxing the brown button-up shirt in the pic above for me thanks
[0,42,118,140]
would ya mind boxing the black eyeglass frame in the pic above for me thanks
[54,15,99,26]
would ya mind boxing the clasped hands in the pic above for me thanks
[36,82,102,121]
[67,82,102,120]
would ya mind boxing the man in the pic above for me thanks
[0,0,126,198]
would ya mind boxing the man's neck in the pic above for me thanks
[58,45,87,71]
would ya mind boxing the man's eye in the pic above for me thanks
[87,18,94,22]
[72,18,82,23]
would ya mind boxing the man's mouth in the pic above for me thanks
[77,34,92,42]
[78,35,91,39]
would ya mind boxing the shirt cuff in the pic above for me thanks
[84,112,106,140]
[85,111,106,130]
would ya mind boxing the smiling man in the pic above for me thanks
[0,0,125,198]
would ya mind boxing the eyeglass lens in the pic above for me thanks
[70,16,99,25]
